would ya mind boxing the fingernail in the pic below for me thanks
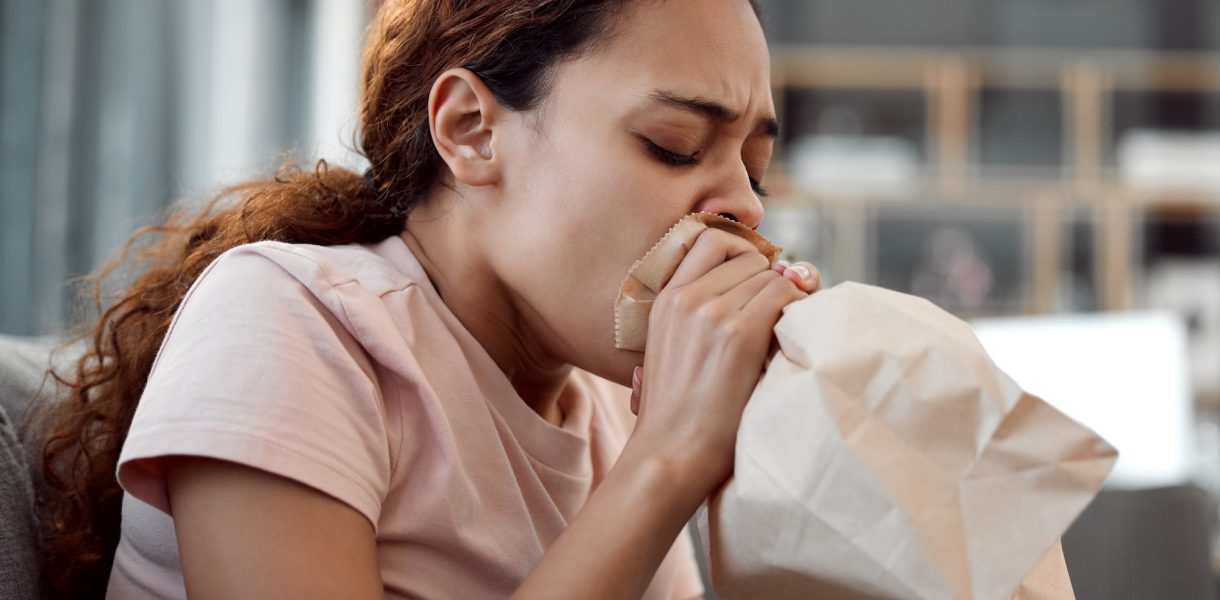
[790,265,811,281]
[632,365,642,389]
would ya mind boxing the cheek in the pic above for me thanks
[512,128,668,274]
[498,122,694,361]
[493,145,632,344]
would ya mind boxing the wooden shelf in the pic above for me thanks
[769,47,1220,293]
[766,46,1220,407]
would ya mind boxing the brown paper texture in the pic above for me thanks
[616,214,1117,599]
[614,212,782,351]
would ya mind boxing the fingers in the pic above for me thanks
[719,259,821,312]
[772,260,821,293]
[667,229,768,289]
[742,272,809,321]
[719,268,790,311]
[676,251,771,299]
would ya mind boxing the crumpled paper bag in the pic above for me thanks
[614,214,1118,600]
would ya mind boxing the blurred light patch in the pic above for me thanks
[971,311,1193,489]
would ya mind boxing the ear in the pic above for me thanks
[428,68,503,187]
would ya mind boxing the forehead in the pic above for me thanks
[551,0,773,117]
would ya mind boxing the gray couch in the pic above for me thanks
[0,334,61,600]
[1062,484,1217,600]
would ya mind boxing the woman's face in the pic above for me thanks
[484,0,775,386]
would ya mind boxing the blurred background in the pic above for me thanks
[1,0,1218,597]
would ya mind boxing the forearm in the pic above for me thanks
[511,443,709,599]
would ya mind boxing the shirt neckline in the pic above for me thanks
[368,234,593,475]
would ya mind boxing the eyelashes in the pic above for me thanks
[643,137,699,166]
[639,137,770,198]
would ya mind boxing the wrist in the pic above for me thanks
[616,433,728,510]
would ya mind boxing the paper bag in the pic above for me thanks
[614,214,1118,599]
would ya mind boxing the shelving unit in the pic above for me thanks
[762,46,1220,405]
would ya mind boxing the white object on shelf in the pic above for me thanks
[971,311,1193,489]
[1118,129,1220,195]
[785,134,921,196]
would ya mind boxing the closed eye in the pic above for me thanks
[640,137,698,166]
[640,136,770,197]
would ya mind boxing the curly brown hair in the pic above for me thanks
[26,0,676,596]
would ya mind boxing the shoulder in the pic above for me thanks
[143,237,438,406]
[204,238,418,302]
[175,237,425,338]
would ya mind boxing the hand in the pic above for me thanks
[629,259,822,413]
[624,229,821,502]
[514,244,818,599]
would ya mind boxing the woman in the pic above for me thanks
[37,0,822,597]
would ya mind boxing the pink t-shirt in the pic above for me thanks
[107,236,703,599]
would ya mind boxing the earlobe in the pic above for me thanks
[428,68,502,186]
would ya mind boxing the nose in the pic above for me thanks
[692,168,765,230]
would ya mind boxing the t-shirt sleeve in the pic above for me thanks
[116,247,391,530]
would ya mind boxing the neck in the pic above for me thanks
[401,201,572,425]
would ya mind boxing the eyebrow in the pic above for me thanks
[650,90,780,139]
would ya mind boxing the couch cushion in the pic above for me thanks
[1062,485,1215,600]
[0,398,40,598]
[0,334,61,427]
[0,334,65,600]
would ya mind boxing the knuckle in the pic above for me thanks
[702,228,735,243]
[692,227,728,248]
[766,275,806,302]
[661,286,713,316]
[695,303,726,325]
[718,318,750,342]
[660,287,695,312]
[746,252,770,272]
[765,274,794,292]
[751,269,782,288]
[697,228,750,252]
